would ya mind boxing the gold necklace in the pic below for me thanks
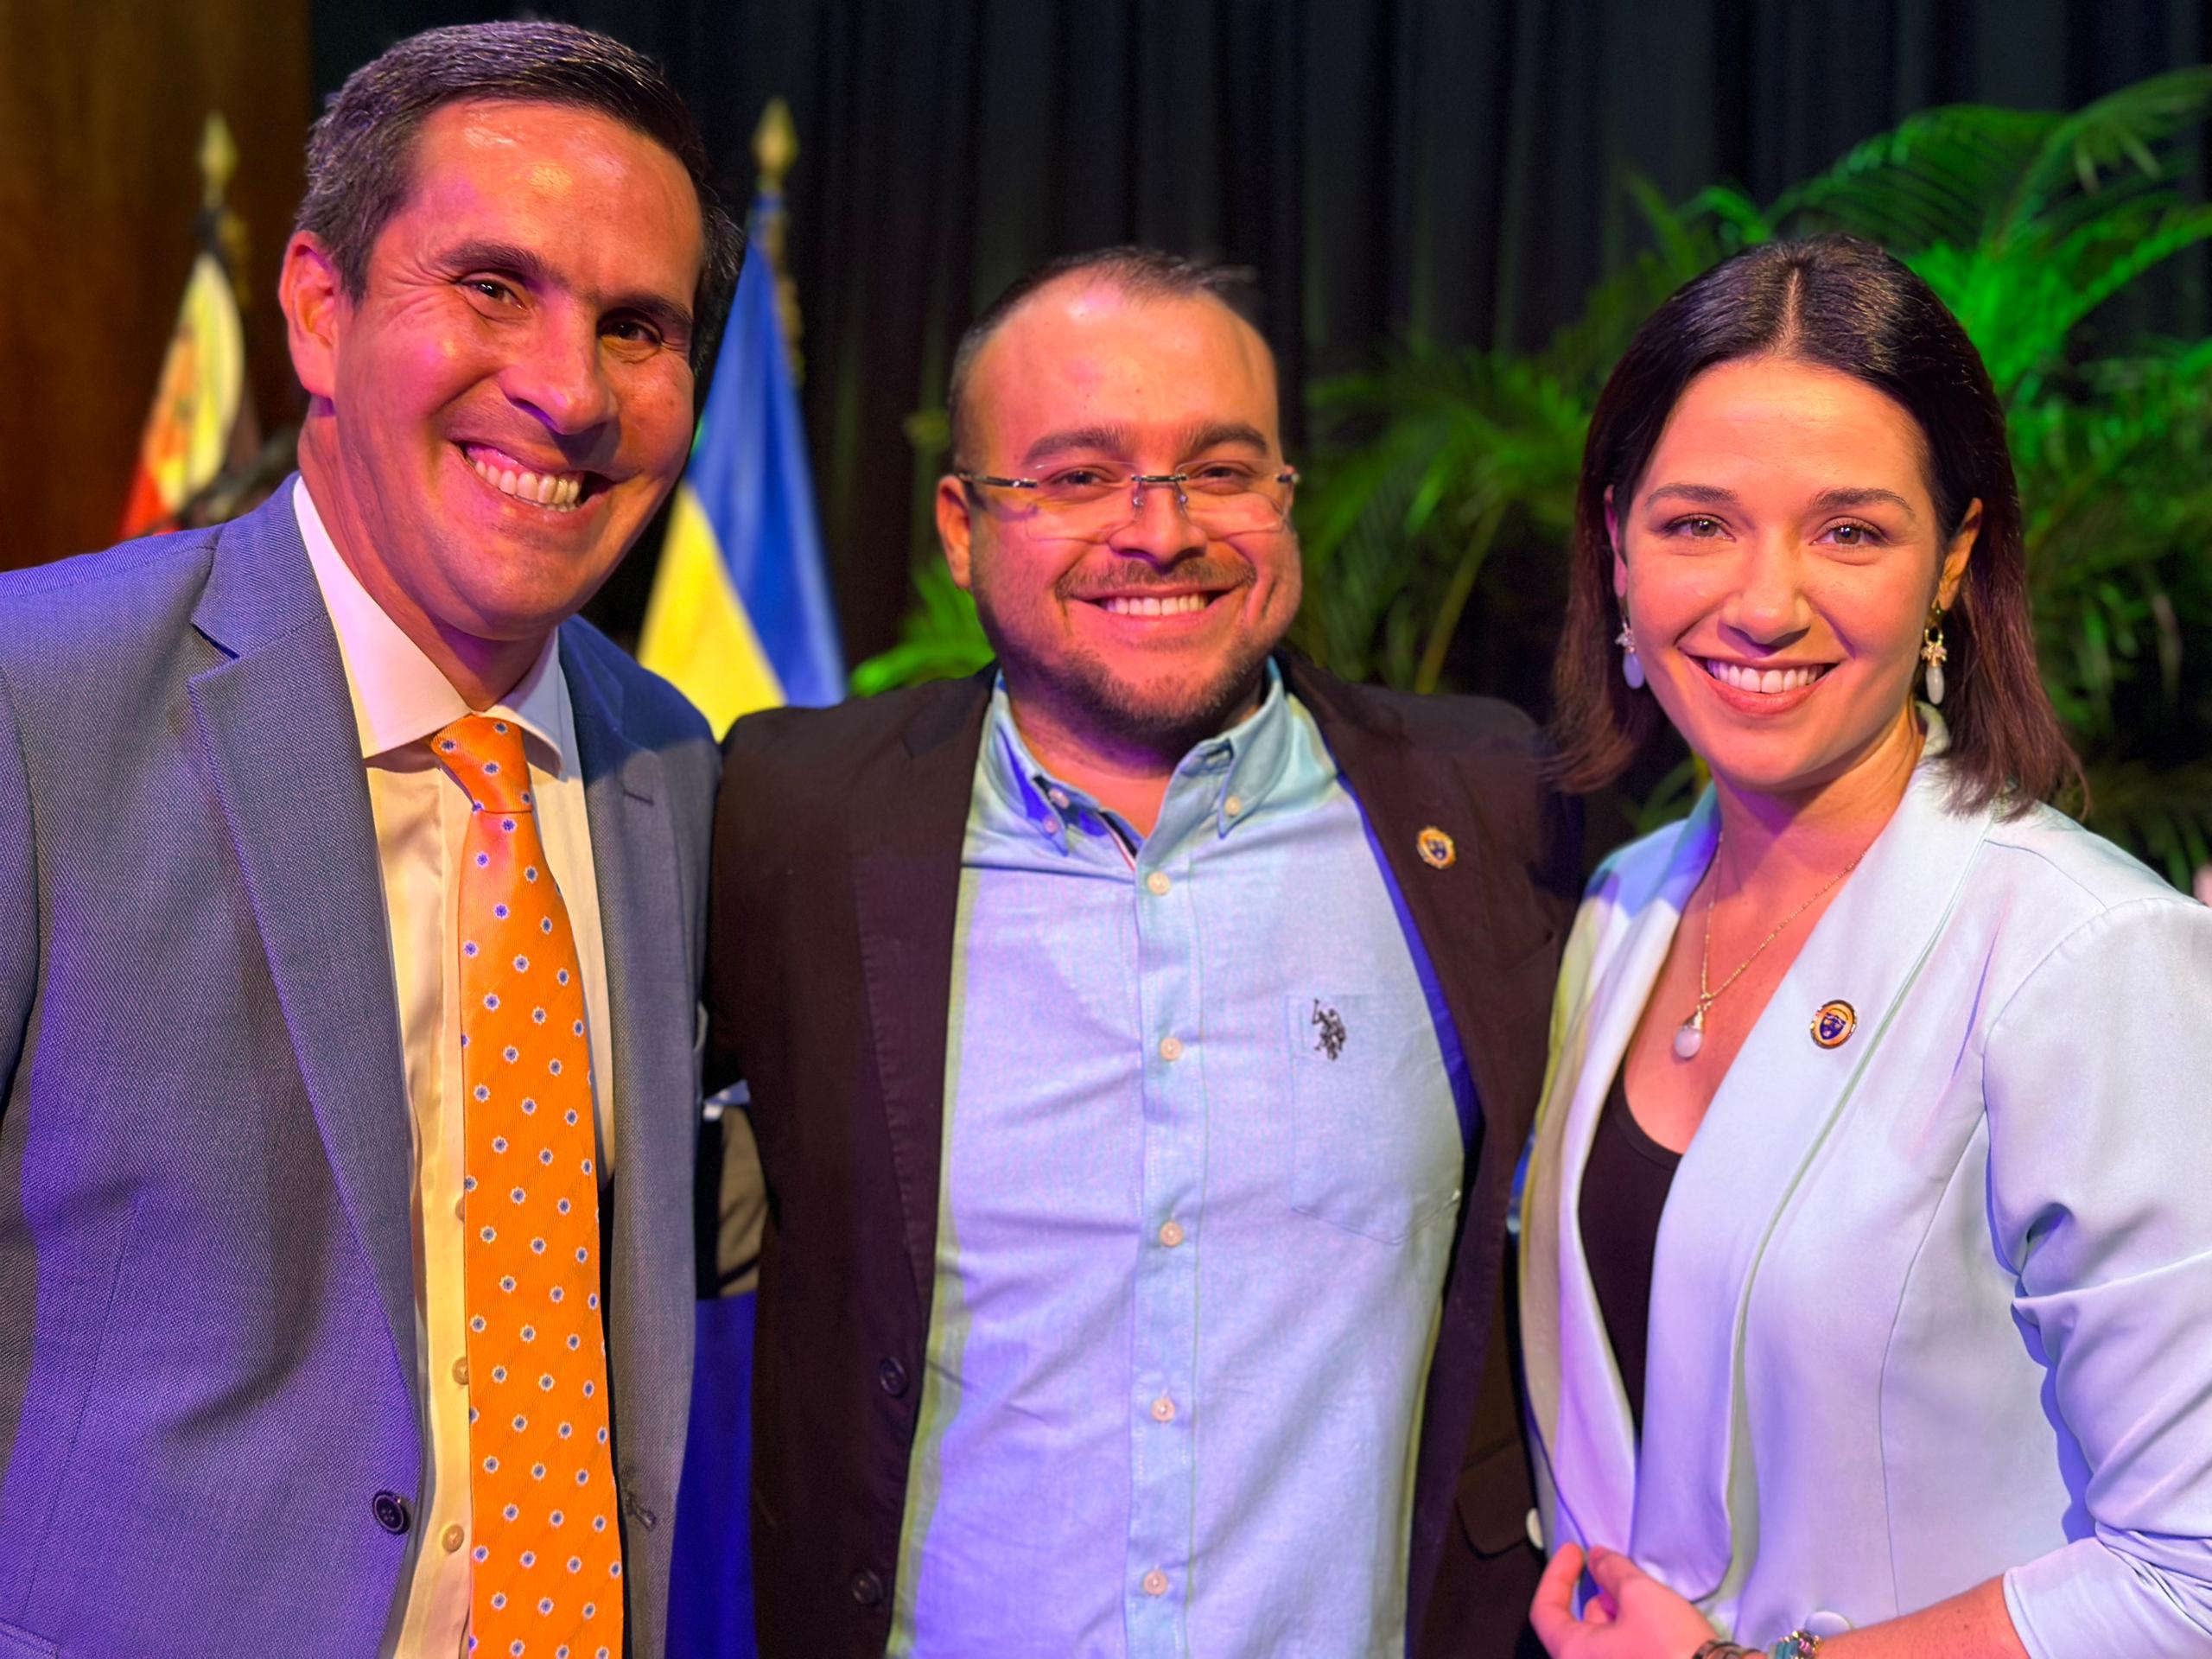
[1674,828,1863,1059]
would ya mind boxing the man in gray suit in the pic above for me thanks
[0,23,735,1657]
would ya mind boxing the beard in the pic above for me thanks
[1018,629,1279,752]
[974,557,1295,758]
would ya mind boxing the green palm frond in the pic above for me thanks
[1297,343,1586,690]
[849,560,990,696]
[1770,103,2054,250]
[2003,67,2212,238]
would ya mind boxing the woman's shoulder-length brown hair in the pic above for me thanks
[1549,232,2082,817]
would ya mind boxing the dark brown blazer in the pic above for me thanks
[705,655,1580,1657]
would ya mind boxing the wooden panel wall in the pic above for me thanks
[0,0,310,570]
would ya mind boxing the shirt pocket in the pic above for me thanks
[1284,992,1462,1245]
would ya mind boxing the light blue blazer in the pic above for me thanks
[0,487,717,1658]
[1519,735,2212,1656]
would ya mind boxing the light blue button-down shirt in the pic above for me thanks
[889,666,1469,1659]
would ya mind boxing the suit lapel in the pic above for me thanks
[849,676,993,1313]
[1632,763,1993,1607]
[185,489,416,1383]
[563,632,696,1499]
[1521,797,1716,1559]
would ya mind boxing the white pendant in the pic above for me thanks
[1673,1012,1705,1059]
[1623,649,1645,690]
[1925,658,1945,705]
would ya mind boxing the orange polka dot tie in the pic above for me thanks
[432,715,623,1659]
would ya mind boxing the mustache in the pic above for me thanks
[1057,561,1254,601]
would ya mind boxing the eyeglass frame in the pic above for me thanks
[954,464,1300,523]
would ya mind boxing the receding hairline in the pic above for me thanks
[950,270,1278,466]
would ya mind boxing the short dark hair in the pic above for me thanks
[1551,233,2082,817]
[296,21,743,371]
[947,246,1266,467]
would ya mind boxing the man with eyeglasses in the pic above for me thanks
[704,247,1580,1658]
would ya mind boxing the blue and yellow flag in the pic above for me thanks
[662,181,836,1659]
[639,194,843,734]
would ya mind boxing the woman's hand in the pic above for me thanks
[1530,1541,1721,1659]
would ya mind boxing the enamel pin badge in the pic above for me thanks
[1417,827,1457,869]
[1811,1000,1857,1049]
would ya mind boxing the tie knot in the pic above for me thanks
[431,714,536,812]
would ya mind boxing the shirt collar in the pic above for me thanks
[980,659,1298,855]
[293,475,569,772]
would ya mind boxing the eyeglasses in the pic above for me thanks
[957,460,1299,540]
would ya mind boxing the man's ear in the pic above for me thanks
[280,231,347,402]
[936,475,977,592]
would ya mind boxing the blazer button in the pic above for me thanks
[849,1568,885,1607]
[372,1491,412,1535]
[877,1357,909,1397]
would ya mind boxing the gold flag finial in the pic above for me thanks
[747,99,804,379]
[753,97,798,199]
[199,112,238,213]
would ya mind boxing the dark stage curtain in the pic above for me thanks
[311,0,2212,664]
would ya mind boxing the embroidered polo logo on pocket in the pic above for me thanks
[1284,994,1460,1244]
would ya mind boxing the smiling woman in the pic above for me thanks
[1520,236,2212,1659]
[1552,235,2075,812]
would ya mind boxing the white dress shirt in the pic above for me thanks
[292,479,617,1659]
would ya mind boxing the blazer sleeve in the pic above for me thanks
[1985,893,2212,1657]
[702,718,775,1294]
[0,661,34,1125]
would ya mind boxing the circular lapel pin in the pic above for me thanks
[1810,1000,1857,1049]
[1417,827,1457,869]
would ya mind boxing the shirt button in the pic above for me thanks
[454,1195,467,1221]
[1047,787,1071,810]
[1158,1036,1184,1063]
[442,1523,465,1554]
[1142,1568,1169,1597]
[1145,871,1172,896]
[1150,1395,1176,1423]
[1043,817,1062,836]
[1224,794,1243,817]
[1158,1220,1185,1249]
[877,1357,909,1396]
[451,1356,469,1387]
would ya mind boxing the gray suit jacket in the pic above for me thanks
[0,486,717,1658]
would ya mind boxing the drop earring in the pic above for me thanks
[1617,621,1645,690]
[1920,607,1948,706]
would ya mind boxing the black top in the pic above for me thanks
[1577,1065,1682,1439]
